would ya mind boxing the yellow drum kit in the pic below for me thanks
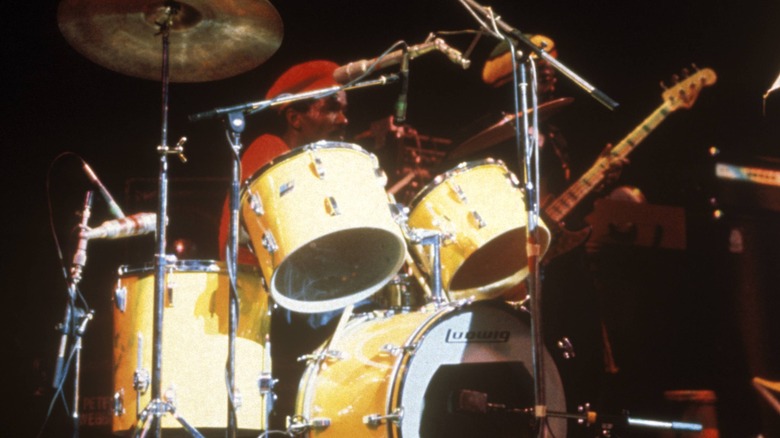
[56,0,568,437]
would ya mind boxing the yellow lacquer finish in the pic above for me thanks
[408,160,550,300]
[240,142,406,313]
[297,310,435,437]
[112,261,269,433]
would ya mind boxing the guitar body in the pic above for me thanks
[544,223,592,263]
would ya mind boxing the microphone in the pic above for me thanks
[333,37,470,84]
[82,162,125,219]
[85,212,157,240]
[395,47,410,123]
[54,191,93,388]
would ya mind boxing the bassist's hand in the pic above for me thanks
[597,143,629,193]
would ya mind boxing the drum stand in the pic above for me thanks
[134,5,202,438]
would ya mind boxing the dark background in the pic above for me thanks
[3,0,780,437]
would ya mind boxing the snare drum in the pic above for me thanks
[407,159,551,301]
[294,301,566,438]
[240,141,406,313]
[112,260,269,434]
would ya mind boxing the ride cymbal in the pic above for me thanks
[58,0,283,82]
[449,97,573,160]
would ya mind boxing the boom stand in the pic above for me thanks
[52,191,95,438]
[456,1,618,436]
[135,4,200,437]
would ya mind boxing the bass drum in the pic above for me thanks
[112,260,269,435]
[295,301,566,437]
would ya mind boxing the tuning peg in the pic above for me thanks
[671,74,681,84]
[681,67,691,78]
[660,80,669,90]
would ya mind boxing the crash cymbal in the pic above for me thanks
[449,97,573,160]
[58,0,283,82]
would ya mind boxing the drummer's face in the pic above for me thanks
[298,91,348,143]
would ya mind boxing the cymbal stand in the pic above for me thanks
[136,4,200,437]
[456,1,619,436]
[52,191,95,438]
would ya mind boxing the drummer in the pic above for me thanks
[217,60,350,430]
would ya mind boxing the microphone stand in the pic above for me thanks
[52,191,94,438]
[188,72,400,436]
[456,1,619,436]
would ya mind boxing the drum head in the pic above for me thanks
[271,227,406,312]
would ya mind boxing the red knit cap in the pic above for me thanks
[265,60,340,105]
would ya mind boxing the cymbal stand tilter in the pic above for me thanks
[134,4,201,438]
[52,191,96,438]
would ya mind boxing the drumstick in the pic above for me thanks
[388,170,418,195]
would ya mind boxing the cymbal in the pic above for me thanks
[58,0,283,82]
[448,97,573,160]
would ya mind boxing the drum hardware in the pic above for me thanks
[296,349,345,364]
[405,228,446,306]
[363,407,404,428]
[287,415,332,435]
[379,343,417,357]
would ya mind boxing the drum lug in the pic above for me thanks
[287,415,331,434]
[279,180,295,197]
[324,196,341,216]
[113,389,125,417]
[368,152,387,184]
[114,283,127,313]
[310,154,326,179]
[505,170,521,187]
[448,180,468,203]
[380,343,417,356]
[297,349,344,364]
[249,190,264,216]
[363,407,404,428]
[262,231,279,254]
[470,210,487,229]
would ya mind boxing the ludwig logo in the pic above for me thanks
[445,328,510,343]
